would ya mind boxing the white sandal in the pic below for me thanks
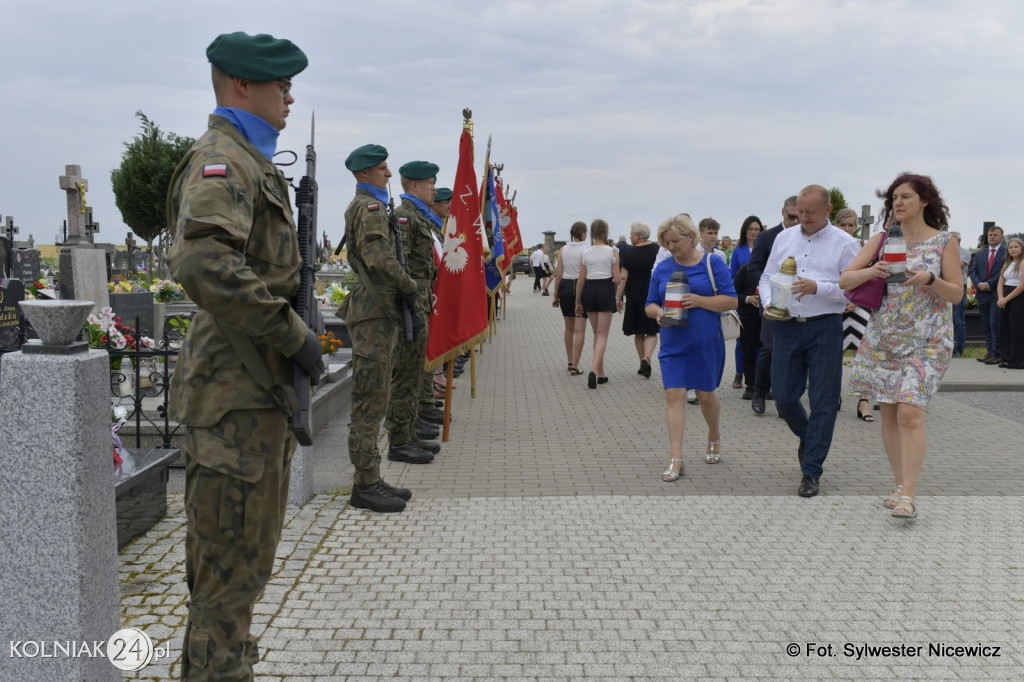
[662,458,684,482]
[882,484,903,509]
[705,440,721,464]
[891,495,917,519]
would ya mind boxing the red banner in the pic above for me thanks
[426,128,488,366]
[494,176,522,274]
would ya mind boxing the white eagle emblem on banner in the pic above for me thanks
[443,214,469,273]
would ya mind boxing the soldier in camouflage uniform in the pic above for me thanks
[336,144,421,513]
[418,187,452,419]
[166,32,324,681]
[384,162,444,460]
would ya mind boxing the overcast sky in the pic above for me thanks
[2,0,1021,255]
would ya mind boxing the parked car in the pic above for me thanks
[512,254,532,274]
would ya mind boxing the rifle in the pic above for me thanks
[387,193,415,342]
[291,113,324,446]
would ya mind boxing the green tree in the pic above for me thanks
[110,111,194,281]
[828,187,848,223]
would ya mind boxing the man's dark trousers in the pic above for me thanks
[770,314,843,479]
[754,318,774,397]
[978,295,1000,357]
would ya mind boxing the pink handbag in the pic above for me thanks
[844,234,887,310]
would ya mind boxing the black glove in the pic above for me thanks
[399,289,418,313]
[290,329,325,385]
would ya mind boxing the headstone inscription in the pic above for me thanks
[0,278,25,349]
[11,249,41,283]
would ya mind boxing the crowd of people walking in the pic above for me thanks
[532,173,1022,521]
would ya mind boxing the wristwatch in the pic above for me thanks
[926,272,936,286]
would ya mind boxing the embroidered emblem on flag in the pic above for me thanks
[367,203,380,211]
[202,164,227,177]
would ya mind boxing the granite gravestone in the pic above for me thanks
[57,165,109,313]
[0,278,25,349]
[11,248,41,283]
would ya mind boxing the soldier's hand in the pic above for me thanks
[290,329,326,385]
[398,289,418,312]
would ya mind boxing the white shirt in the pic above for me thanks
[530,248,544,267]
[1004,261,1022,287]
[559,240,587,279]
[759,221,860,317]
[582,244,614,279]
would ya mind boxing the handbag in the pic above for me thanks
[844,233,887,310]
[705,254,742,340]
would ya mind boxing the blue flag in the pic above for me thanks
[484,164,505,293]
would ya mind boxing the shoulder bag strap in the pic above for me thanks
[705,254,718,294]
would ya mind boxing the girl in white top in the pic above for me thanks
[996,237,1024,368]
[552,221,589,375]
[575,218,620,387]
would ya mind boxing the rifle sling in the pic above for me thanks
[215,319,301,416]
[346,251,402,323]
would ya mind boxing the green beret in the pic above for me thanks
[433,187,453,202]
[399,160,439,181]
[345,144,388,172]
[207,32,308,81]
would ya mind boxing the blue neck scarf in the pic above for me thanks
[401,193,443,229]
[213,106,279,160]
[356,183,389,204]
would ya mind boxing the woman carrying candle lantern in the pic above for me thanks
[842,173,963,520]
[645,214,737,482]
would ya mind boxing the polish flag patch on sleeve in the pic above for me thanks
[398,217,409,224]
[202,164,227,177]
[367,203,380,211]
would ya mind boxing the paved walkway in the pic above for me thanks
[120,279,1024,680]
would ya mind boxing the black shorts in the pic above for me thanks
[581,278,616,313]
[558,279,587,318]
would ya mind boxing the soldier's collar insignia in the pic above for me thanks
[203,163,227,177]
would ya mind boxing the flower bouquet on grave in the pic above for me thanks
[319,330,343,355]
[108,277,149,295]
[111,404,128,467]
[85,306,155,369]
[149,279,185,303]
[325,282,349,305]
[25,281,47,300]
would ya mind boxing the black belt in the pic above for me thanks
[790,313,840,323]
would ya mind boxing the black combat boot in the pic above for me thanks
[350,481,406,513]
[387,442,434,464]
[379,479,412,501]
[413,439,440,454]
[415,420,440,440]
[419,409,444,425]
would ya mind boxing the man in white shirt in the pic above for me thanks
[758,185,860,498]
[697,217,728,264]
[530,245,546,292]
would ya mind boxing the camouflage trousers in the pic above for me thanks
[182,409,295,681]
[385,312,429,445]
[348,317,398,485]
[419,368,435,412]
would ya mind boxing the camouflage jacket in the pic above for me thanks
[336,189,416,324]
[394,198,438,286]
[166,114,308,426]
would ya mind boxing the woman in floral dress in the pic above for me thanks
[842,173,963,520]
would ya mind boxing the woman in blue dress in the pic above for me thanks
[727,215,763,388]
[646,215,738,482]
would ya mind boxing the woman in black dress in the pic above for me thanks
[616,222,661,378]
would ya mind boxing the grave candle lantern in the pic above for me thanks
[765,255,798,321]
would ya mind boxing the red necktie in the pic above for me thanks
[987,248,996,278]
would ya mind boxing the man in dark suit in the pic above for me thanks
[745,195,799,415]
[969,225,1006,364]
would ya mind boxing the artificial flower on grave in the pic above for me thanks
[25,281,46,300]
[111,404,128,466]
[108,277,148,295]
[149,279,185,303]
[85,306,155,368]
[325,283,349,305]
[319,330,343,355]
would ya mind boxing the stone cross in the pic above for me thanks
[858,204,874,242]
[58,165,89,246]
[5,216,18,242]
[84,208,99,243]
[125,233,137,271]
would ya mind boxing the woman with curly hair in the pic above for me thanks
[842,173,963,520]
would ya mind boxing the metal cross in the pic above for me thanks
[4,216,17,242]
[84,207,100,243]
